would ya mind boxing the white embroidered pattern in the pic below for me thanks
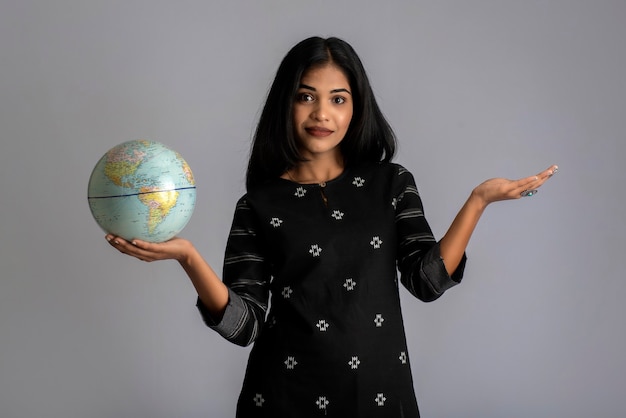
[253,393,265,407]
[374,314,385,327]
[349,356,361,370]
[399,351,408,364]
[391,197,398,209]
[343,278,356,291]
[294,187,306,198]
[353,177,365,187]
[331,210,344,220]
[284,356,298,370]
[316,319,329,332]
[375,393,387,406]
[309,244,322,257]
[370,236,383,249]
[281,286,293,299]
[316,396,330,410]
[270,217,283,228]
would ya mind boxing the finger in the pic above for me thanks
[127,239,165,259]
[516,165,558,198]
[106,234,126,247]
[520,174,540,187]
[107,235,143,250]
[108,236,133,253]
[534,165,558,181]
[511,174,540,195]
[128,238,150,250]
[519,164,558,187]
[529,164,559,188]
[107,236,150,260]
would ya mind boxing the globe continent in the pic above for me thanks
[88,140,196,243]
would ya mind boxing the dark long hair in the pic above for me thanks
[246,37,396,190]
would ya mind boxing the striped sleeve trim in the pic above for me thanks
[398,248,424,266]
[404,185,419,196]
[235,200,250,211]
[222,301,251,341]
[399,233,436,247]
[224,253,265,265]
[204,289,266,346]
[394,185,419,208]
[229,227,257,237]
[395,208,424,222]
[239,291,268,313]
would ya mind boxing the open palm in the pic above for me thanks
[473,165,558,205]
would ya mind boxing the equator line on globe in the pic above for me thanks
[88,140,197,243]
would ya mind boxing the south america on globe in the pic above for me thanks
[88,140,196,243]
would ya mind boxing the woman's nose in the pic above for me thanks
[311,101,329,121]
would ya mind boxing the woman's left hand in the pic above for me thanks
[438,164,558,275]
[472,164,558,207]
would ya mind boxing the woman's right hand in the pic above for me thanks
[106,235,193,263]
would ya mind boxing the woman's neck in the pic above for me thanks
[283,155,345,184]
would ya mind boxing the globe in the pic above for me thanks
[88,140,197,243]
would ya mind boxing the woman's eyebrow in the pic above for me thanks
[299,84,352,95]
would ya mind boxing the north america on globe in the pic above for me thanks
[88,140,197,243]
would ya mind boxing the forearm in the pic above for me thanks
[179,246,229,320]
[439,191,487,275]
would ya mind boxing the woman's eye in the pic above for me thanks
[332,96,346,104]
[297,93,314,102]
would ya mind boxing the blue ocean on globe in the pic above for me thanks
[88,140,196,243]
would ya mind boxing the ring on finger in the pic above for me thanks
[521,189,538,197]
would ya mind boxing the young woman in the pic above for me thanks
[107,37,557,417]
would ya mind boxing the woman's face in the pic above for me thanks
[292,64,353,161]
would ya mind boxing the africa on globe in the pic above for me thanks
[88,140,197,243]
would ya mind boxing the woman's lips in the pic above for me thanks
[305,127,333,137]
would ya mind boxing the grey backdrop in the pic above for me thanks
[1,1,624,417]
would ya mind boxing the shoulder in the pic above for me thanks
[230,194,254,221]
[357,161,411,176]
[236,178,293,214]
[359,161,416,187]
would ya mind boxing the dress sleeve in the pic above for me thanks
[394,165,467,302]
[196,196,271,347]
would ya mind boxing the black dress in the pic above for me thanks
[197,162,466,417]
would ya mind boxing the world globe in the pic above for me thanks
[88,140,196,243]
